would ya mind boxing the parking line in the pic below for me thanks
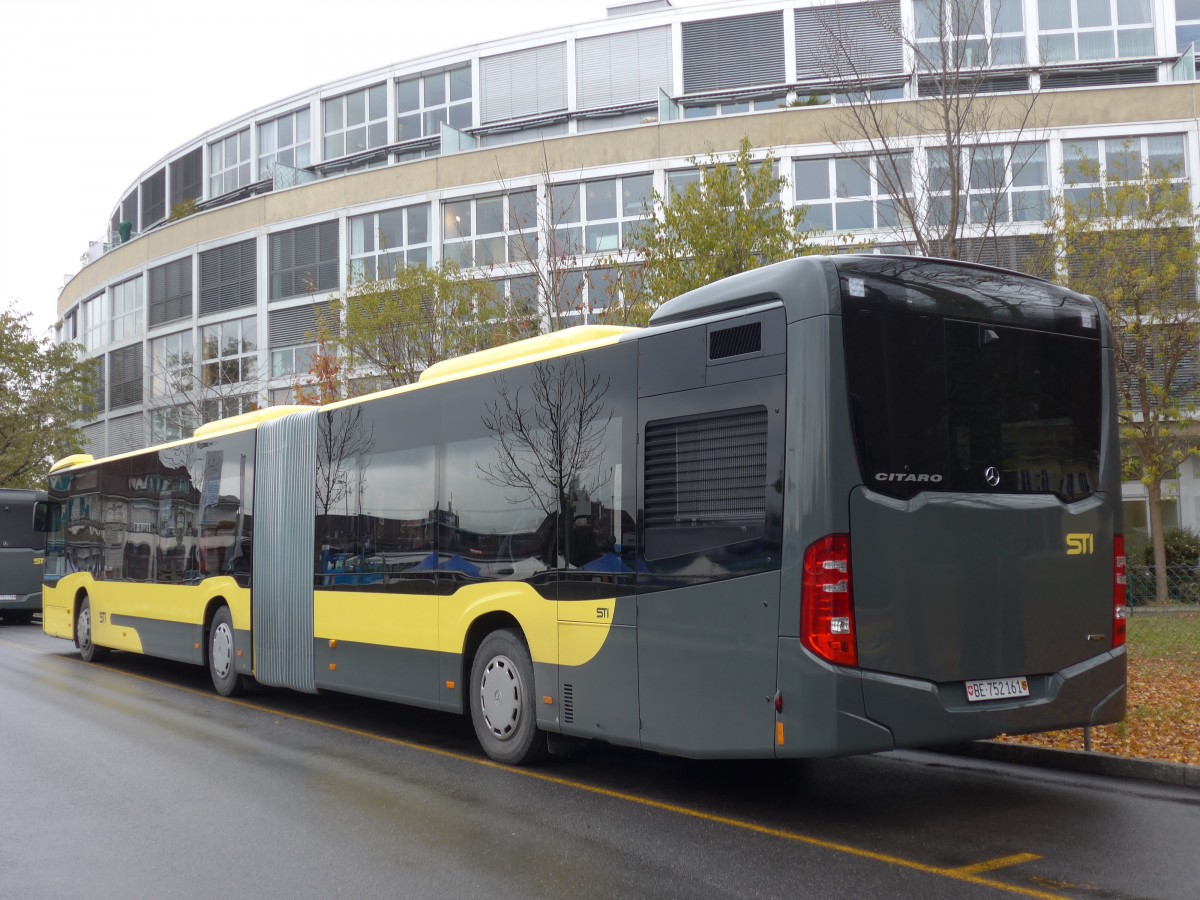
[948,853,1042,876]
[5,639,1068,900]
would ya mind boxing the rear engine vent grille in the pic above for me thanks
[709,322,762,360]
[563,684,574,724]
[644,407,768,529]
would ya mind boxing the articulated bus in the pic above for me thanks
[38,256,1127,764]
[1,488,47,624]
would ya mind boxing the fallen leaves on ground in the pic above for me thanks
[997,626,1200,766]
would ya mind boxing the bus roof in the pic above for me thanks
[648,254,1101,334]
[48,326,639,475]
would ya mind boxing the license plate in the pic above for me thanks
[965,676,1029,703]
[0,594,15,601]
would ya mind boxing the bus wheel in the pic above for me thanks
[76,596,107,662]
[469,628,548,766]
[208,606,242,697]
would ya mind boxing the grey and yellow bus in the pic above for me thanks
[38,256,1126,763]
[2,488,47,625]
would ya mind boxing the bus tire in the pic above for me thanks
[469,628,548,766]
[76,596,107,662]
[208,606,242,697]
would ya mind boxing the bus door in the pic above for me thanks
[635,316,787,757]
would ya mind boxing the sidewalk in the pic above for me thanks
[940,740,1200,789]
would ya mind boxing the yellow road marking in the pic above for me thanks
[949,853,1042,876]
[4,637,1067,900]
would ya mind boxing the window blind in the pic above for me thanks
[681,11,785,93]
[577,26,672,110]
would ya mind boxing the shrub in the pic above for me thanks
[1141,527,1200,567]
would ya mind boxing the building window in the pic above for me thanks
[209,128,253,197]
[268,301,337,378]
[479,44,568,124]
[81,294,104,354]
[682,96,789,118]
[270,221,340,299]
[170,147,203,213]
[349,204,432,282]
[270,344,316,379]
[323,84,388,160]
[680,11,786,93]
[914,0,1026,68]
[795,1,905,80]
[584,266,633,314]
[201,316,257,392]
[148,257,193,328]
[259,108,312,179]
[111,276,144,343]
[150,406,193,444]
[577,26,673,111]
[59,309,78,346]
[84,357,106,417]
[1038,0,1155,64]
[922,143,1052,233]
[962,143,1050,224]
[199,239,257,315]
[550,175,652,256]
[201,393,257,425]
[442,190,538,269]
[150,330,194,400]
[577,111,656,132]
[108,343,144,410]
[1062,134,1187,206]
[141,169,166,228]
[1177,0,1200,56]
[119,192,139,236]
[396,65,472,142]
[793,155,911,233]
[490,274,540,319]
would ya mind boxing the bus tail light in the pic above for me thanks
[1113,534,1127,648]
[801,534,857,667]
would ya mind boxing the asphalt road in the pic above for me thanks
[1,619,1197,900]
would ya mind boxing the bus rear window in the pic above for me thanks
[843,308,1101,501]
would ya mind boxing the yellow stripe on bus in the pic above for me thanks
[314,584,616,668]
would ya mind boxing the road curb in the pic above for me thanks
[934,741,1200,789]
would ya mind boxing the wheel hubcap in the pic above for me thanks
[212,622,233,679]
[479,654,522,741]
[78,607,91,648]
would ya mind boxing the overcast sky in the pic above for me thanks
[0,0,679,336]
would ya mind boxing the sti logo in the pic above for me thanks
[1066,533,1095,556]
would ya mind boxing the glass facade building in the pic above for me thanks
[53,0,1200,545]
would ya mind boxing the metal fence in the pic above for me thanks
[1127,563,1200,606]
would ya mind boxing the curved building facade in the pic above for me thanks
[54,0,1200,543]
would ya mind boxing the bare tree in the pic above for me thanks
[493,142,589,332]
[477,357,612,566]
[810,0,1047,262]
[314,407,375,520]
